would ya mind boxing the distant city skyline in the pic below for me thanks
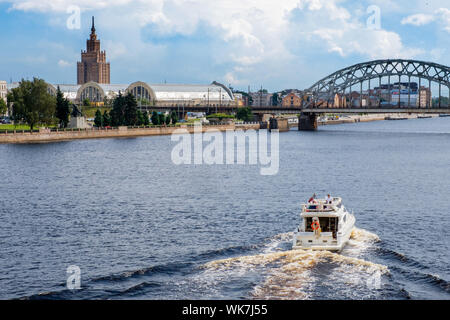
[0,0,449,92]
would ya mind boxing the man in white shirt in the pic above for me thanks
[326,194,333,204]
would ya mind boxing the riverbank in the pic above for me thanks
[0,113,442,143]
[0,123,260,144]
[318,113,440,126]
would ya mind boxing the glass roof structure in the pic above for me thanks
[7,81,234,105]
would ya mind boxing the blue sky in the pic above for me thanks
[0,0,449,92]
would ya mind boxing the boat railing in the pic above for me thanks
[302,202,337,213]
[301,197,342,213]
[296,231,333,236]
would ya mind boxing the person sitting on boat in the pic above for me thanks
[308,194,318,210]
[326,194,333,204]
[308,193,317,203]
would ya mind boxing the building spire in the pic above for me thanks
[89,16,97,41]
[91,16,96,34]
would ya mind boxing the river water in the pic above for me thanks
[0,117,449,300]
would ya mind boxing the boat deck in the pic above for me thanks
[301,197,344,216]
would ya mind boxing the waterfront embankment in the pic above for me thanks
[0,113,441,143]
[0,123,260,144]
[318,113,439,126]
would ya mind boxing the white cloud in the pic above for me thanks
[437,8,450,33]
[0,0,435,89]
[3,0,132,12]
[429,48,446,61]
[401,8,450,33]
[294,0,422,60]
[401,14,435,26]
[313,27,423,60]
[103,41,127,59]
[57,59,71,67]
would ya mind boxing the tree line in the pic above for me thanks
[6,78,254,130]
[0,97,7,116]
[94,92,179,127]
[5,78,179,130]
[6,78,71,131]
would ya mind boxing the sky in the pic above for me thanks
[0,0,449,92]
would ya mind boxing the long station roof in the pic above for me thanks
[6,81,234,101]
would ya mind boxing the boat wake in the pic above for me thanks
[17,226,450,300]
[201,227,388,299]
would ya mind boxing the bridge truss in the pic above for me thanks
[304,59,450,109]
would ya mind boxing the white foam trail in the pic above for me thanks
[343,227,381,257]
[202,228,388,299]
[262,232,293,253]
[350,227,380,242]
[251,249,388,300]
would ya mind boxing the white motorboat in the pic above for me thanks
[292,197,355,251]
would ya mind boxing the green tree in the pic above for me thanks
[103,110,111,126]
[0,98,6,116]
[432,97,449,107]
[136,110,144,126]
[158,113,166,125]
[55,86,70,128]
[124,92,138,126]
[206,113,234,120]
[151,111,159,125]
[103,96,112,107]
[248,96,254,106]
[272,93,279,106]
[236,107,253,122]
[7,78,56,131]
[165,113,171,125]
[111,92,126,126]
[170,111,178,125]
[94,109,103,127]
[139,98,150,106]
[142,111,150,126]
[83,98,91,107]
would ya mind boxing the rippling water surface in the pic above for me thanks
[1,117,449,300]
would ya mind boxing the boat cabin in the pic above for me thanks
[293,196,355,251]
[300,197,346,239]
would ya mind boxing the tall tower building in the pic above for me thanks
[77,17,110,85]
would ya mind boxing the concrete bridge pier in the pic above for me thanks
[298,113,318,131]
[254,113,273,122]
[269,117,289,132]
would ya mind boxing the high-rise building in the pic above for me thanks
[77,17,110,85]
[417,86,432,108]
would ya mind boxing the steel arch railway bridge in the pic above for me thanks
[140,59,450,130]
[299,59,450,130]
